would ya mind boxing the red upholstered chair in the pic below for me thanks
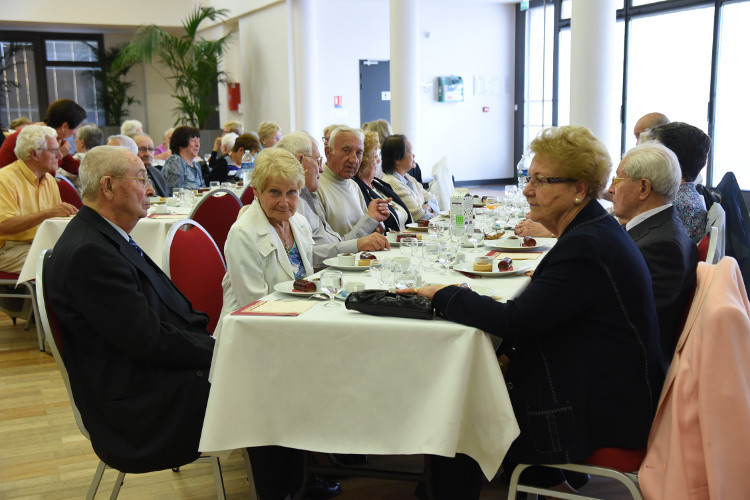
[240,184,255,205]
[55,175,83,209]
[164,220,226,334]
[0,271,44,350]
[36,250,230,499]
[188,188,242,259]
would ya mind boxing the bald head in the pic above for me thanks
[634,112,670,142]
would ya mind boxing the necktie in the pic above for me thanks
[128,236,145,258]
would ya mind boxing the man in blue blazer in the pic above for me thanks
[609,142,697,369]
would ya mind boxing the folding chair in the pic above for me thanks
[0,271,43,350]
[188,188,242,259]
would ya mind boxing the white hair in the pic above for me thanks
[328,126,364,150]
[621,142,681,201]
[275,131,313,157]
[120,119,144,137]
[221,132,239,150]
[107,135,138,155]
[14,124,57,162]
[79,146,133,201]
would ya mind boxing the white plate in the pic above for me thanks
[438,210,450,217]
[386,233,401,246]
[485,239,546,251]
[322,258,371,271]
[405,223,430,232]
[273,280,318,296]
[453,262,531,277]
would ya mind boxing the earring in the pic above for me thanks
[575,198,582,205]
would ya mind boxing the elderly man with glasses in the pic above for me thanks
[0,124,78,274]
[133,134,170,197]
[43,145,215,473]
[608,142,697,369]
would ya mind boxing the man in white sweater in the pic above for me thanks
[276,132,389,268]
[316,126,391,236]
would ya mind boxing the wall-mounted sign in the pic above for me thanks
[437,76,464,102]
[334,96,342,108]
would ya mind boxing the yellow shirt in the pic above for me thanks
[0,159,61,248]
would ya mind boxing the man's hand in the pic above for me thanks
[48,202,79,218]
[367,198,392,222]
[356,232,390,251]
[58,139,71,157]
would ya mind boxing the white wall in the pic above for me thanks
[418,1,515,182]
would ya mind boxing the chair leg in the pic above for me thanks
[211,456,227,499]
[109,471,126,499]
[86,461,107,500]
[22,282,44,351]
[242,448,259,500]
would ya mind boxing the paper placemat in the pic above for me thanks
[233,300,317,316]
[148,213,184,219]
[485,250,542,260]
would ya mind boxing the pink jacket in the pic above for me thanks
[639,258,750,500]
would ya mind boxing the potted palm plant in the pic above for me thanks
[89,44,139,131]
[118,6,234,130]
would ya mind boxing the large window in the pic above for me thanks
[0,32,104,129]
[518,0,750,189]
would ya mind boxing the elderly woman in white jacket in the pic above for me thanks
[220,147,314,316]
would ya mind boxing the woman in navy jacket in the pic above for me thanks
[402,126,664,494]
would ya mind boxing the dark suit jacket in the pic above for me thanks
[628,206,697,368]
[146,165,169,197]
[352,176,413,232]
[207,156,239,183]
[433,201,664,465]
[46,206,215,473]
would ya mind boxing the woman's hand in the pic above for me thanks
[396,284,446,301]
[515,219,555,238]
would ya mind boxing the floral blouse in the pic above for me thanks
[673,182,707,244]
[163,154,205,192]
[287,242,306,280]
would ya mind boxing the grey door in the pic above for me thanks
[359,60,390,125]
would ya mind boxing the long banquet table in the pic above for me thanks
[199,236,556,480]
[16,208,192,284]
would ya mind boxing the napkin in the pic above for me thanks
[233,300,316,316]
[147,213,184,219]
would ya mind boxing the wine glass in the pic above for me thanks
[437,243,458,274]
[320,270,343,307]
[427,220,444,240]
[422,240,440,271]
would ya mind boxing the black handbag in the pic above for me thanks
[344,289,434,320]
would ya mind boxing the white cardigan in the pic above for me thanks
[220,200,314,317]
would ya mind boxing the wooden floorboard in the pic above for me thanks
[0,311,636,499]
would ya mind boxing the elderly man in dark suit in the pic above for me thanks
[608,142,697,369]
[45,145,214,473]
[133,134,169,197]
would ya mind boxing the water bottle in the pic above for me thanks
[241,150,254,185]
[516,154,531,189]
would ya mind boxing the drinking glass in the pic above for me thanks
[485,196,499,210]
[437,243,458,274]
[380,260,394,286]
[172,188,182,203]
[209,181,220,189]
[428,219,444,239]
[396,266,420,289]
[467,228,485,248]
[320,270,343,307]
[369,260,383,286]
[400,237,418,259]
[422,240,440,271]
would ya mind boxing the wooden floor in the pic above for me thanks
[0,311,636,499]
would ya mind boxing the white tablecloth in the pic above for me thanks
[199,237,555,480]
[17,213,189,284]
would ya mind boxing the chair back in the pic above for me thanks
[163,219,226,334]
[705,226,720,264]
[188,188,242,259]
[240,184,255,205]
[55,175,83,209]
[35,249,90,439]
[428,156,453,211]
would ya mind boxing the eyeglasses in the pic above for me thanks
[113,176,151,187]
[527,174,577,187]
[37,147,61,155]
[138,147,156,153]
[304,155,323,166]
[611,176,640,186]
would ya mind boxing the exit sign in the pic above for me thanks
[521,0,529,11]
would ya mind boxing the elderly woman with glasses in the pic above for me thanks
[220,147,314,317]
[353,131,412,232]
[400,126,664,495]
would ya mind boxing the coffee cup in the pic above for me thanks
[337,253,356,266]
